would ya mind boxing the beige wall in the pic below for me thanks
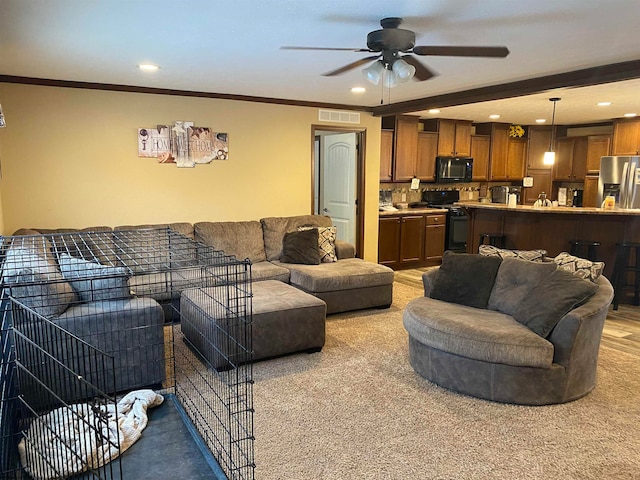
[0,83,381,260]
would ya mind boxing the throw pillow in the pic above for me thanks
[58,253,130,302]
[280,229,321,265]
[487,257,558,316]
[430,251,503,309]
[511,268,598,337]
[479,244,547,262]
[2,246,78,317]
[298,226,337,263]
[553,252,604,282]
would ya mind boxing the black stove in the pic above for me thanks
[422,190,468,252]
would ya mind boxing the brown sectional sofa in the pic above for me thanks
[13,214,394,315]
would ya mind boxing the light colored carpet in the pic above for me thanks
[253,282,640,480]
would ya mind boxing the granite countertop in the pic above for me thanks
[457,201,640,216]
[378,207,448,216]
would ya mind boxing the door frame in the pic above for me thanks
[311,125,366,258]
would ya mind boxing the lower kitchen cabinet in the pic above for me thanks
[378,213,446,270]
[424,214,446,262]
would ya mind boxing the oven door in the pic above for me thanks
[447,210,469,252]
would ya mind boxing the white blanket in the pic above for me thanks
[18,389,164,480]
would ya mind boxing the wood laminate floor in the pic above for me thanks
[394,268,640,359]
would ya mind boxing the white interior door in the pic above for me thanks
[320,132,357,245]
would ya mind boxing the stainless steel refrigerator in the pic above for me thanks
[597,156,640,209]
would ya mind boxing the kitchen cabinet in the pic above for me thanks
[506,137,527,180]
[553,136,588,181]
[379,129,393,182]
[378,212,446,269]
[583,175,599,208]
[424,214,447,261]
[522,169,552,205]
[381,115,420,182]
[586,134,611,173]
[399,215,425,265]
[470,135,490,181]
[422,119,472,156]
[612,118,640,155]
[416,131,438,181]
[527,127,553,170]
[378,216,401,267]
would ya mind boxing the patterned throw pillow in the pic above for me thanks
[298,226,338,263]
[553,252,604,282]
[479,244,547,262]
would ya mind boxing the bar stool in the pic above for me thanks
[569,240,601,262]
[479,233,506,249]
[612,242,640,310]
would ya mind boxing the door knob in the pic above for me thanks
[323,208,329,213]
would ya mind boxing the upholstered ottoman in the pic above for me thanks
[181,280,326,369]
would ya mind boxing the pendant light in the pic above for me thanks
[543,97,561,165]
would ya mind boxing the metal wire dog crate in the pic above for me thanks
[0,228,254,480]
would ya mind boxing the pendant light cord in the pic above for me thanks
[548,97,560,150]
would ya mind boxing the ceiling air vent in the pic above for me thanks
[318,110,361,124]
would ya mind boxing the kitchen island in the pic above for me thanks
[460,201,640,281]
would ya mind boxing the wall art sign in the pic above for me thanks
[0,103,6,128]
[137,121,228,167]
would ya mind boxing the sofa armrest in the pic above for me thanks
[548,275,613,367]
[422,268,440,297]
[334,240,355,259]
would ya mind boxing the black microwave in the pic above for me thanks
[435,156,473,183]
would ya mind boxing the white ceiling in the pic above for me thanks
[2,0,640,125]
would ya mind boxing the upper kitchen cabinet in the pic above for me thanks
[527,127,553,170]
[552,136,588,181]
[612,118,640,155]
[380,129,394,182]
[422,119,472,156]
[416,131,438,181]
[470,135,490,181]
[381,115,421,182]
[476,123,525,181]
[506,137,527,179]
[586,134,611,173]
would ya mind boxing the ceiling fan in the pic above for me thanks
[282,17,510,86]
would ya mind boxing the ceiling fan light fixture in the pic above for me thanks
[392,58,415,82]
[362,60,385,85]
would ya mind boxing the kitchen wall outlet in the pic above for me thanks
[401,193,407,202]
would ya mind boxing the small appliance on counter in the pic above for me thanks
[491,186,522,204]
[572,189,584,207]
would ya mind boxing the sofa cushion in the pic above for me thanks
[553,252,604,282]
[403,296,554,368]
[280,258,394,293]
[299,226,337,263]
[281,229,321,265]
[250,262,290,283]
[58,253,130,302]
[430,251,502,309]
[2,246,78,317]
[479,244,547,262]
[261,215,333,262]
[511,268,598,338]
[114,225,189,272]
[488,258,557,317]
[194,221,266,263]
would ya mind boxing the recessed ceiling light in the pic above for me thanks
[597,102,612,107]
[536,119,546,123]
[427,109,440,114]
[138,63,160,72]
[489,114,500,119]
[624,113,637,117]
[351,87,366,93]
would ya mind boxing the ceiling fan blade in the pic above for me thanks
[281,46,371,52]
[322,55,381,76]
[402,56,437,81]
[412,45,510,58]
